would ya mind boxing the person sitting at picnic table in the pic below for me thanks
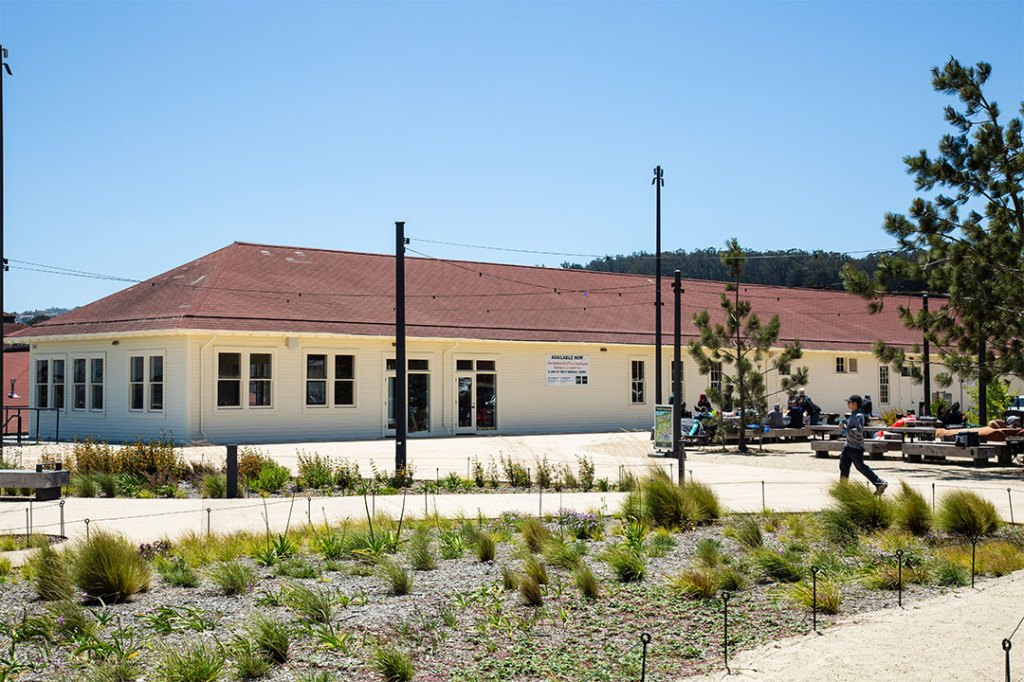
[695,393,713,416]
[767,404,786,429]
[943,402,964,426]
[786,403,805,428]
[861,394,873,420]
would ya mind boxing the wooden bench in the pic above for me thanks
[811,440,895,460]
[901,442,997,466]
[759,428,810,442]
[0,468,71,501]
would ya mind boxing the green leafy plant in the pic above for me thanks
[155,555,200,588]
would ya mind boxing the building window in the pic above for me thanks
[73,359,87,410]
[387,358,431,432]
[249,353,272,407]
[836,357,859,374]
[130,355,164,412]
[35,360,49,409]
[217,352,242,407]
[879,365,890,405]
[52,360,65,410]
[306,354,327,406]
[631,360,645,405]
[304,354,355,407]
[334,355,354,406]
[710,362,722,393]
[901,366,912,378]
[89,358,104,411]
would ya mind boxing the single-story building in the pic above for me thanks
[8,241,987,444]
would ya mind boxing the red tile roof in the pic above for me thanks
[9,242,926,351]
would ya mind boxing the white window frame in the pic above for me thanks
[34,356,66,411]
[630,359,646,406]
[836,357,859,375]
[710,362,722,393]
[215,349,276,411]
[69,354,105,413]
[835,357,846,374]
[303,352,357,409]
[879,365,890,405]
[128,354,165,413]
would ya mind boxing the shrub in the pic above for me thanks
[156,555,199,588]
[207,560,256,595]
[827,481,892,532]
[406,527,436,571]
[380,559,413,596]
[518,572,544,606]
[498,453,530,488]
[752,549,804,583]
[155,642,225,682]
[603,545,646,582]
[238,448,274,483]
[936,490,1000,537]
[251,463,291,495]
[282,582,334,624]
[73,530,152,603]
[297,451,334,490]
[116,435,185,478]
[199,474,226,499]
[66,438,117,474]
[94,472,118,498]
[247,614,290,664]
[73,475,99,498]
[892,482,931,535]
[371,645,415,682]
[333,459,361,491]
[577,455,596,491]
[30,543,74,601]
[476,533,496,562]
[573,562,599,600]
[725,516,763,550]
[787,578,842,614]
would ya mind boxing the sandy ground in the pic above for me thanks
[3,432,1024,680]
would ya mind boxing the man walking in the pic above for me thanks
[841,395,887,495]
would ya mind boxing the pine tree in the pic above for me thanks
[688,239,809,452]
[843,58,1024,387]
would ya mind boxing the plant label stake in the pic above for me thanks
[761,481,766,513]
[896,550,903,608]
[1004,638,1012,682]
[811,566,818,631]
[639,632,651,682]
[722,591,731,673]
[59,500,65,538]
[84,518,90,540]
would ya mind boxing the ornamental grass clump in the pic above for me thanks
[282,582,334,624]
[30,543,75,602]
[155,642,225,682]
[725,516,763,550]
[669,565,721,600]
[603,544,646,582]
[621,470,721,529]
[406,527,437,571]
[73,530,152,603]
[892,482,931,535]
[938,540,1024,577]
[787,578,842,614]
[207,560,256,595]
[248,614,290,664]
[518,571,544,607]
[544,538,586,570]
[199,473,227,499]
[371,644,415,682]
[573,561,600,600]
[522,518,552,554]
[752,549,804,583]
[936,490,1000,537]
[476,533,496,563]
[155,555,199,588]
[827,480,892,532]
[379,558,413,596]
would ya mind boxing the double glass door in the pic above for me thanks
[456,372,497,433]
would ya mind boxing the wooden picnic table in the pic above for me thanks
[883,426,936,442]
[808,425,842,440]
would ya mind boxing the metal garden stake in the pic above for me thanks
[896,550,903,608]
[722,591,731,673]
[1004,638,1011,682]
[640,632,651,682]
[811,566,818,631]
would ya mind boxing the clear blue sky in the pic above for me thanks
[2,1,1021,312]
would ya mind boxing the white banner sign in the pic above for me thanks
[546,354,589,386]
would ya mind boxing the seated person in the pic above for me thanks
[944,402,964,426]
[786,405,804,428]
[695,393,713,416]
[767,404,786,429]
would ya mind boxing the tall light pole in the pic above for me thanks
[672,269,684,484]
[652,166,664,404]
[922,292,931,416]
[395,221,408,474]
[0,46,11,455]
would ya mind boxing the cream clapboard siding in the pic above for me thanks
[26,336,188,443]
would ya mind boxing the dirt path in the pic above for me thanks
[689,570,1024,681]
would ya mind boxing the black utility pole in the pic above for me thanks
[978,331,987,424]
[395,221,408,473]
[922,293,931,416]
[653,166,664,404]
[0,46,11,455]
[672,269,684,484]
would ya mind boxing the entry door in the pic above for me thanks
[456,374,475,434]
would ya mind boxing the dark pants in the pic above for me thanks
[839,446,883,485]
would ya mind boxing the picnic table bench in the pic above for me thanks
[759,427,810,442]
[902,441,997,466]
[808,425,843,440]
[0,465,70,501]
[811,439,899,460]
[883,426,936,442]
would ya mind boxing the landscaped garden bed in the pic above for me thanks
[0,471,1021,681]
